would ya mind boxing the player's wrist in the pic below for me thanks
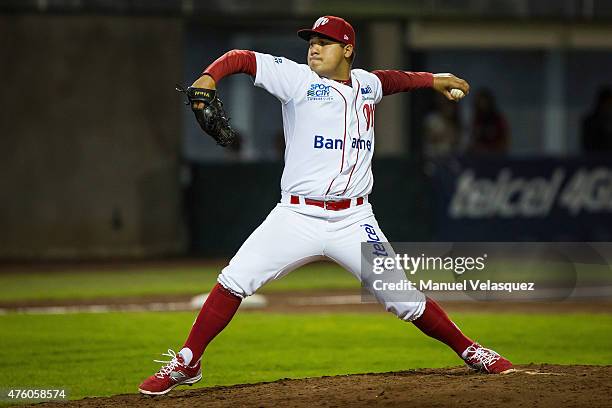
[423,72,434,87]
[192,74,216,90]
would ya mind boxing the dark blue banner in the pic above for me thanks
[431,155,612,241]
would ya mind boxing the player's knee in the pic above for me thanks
[218,265,272,298]
[384,300,427,322]
[217,272,250,299]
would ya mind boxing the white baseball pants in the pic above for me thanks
[218,200,426,321]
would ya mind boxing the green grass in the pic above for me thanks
[1,311,611,404]
[1,260,609,302]
[0,263,357,302]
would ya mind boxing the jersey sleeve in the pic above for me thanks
[372,70,434,96]
[203,50,257,82]
[372,72,384,104]
[253,52,310,104]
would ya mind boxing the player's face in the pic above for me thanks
[307,36,347,78]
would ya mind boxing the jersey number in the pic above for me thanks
[363,103,375,131]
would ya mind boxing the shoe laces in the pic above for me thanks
[153,349,183,379]
[466,344,500,367]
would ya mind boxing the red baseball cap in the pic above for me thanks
[297,16,356,48]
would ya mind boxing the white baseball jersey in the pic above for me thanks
[218,52,427,322]
[253,52,384,199]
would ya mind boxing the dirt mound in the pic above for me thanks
[28,364,612,408]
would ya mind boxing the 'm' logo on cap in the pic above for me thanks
[313,17,329,29]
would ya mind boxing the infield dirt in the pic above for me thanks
[25,364,612,408]
[4,289,612,314]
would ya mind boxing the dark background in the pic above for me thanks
[1,0,611,259]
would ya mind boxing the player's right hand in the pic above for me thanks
[432,73,470,101]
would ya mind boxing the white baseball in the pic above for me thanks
[450,89,465,100]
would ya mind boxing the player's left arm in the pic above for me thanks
[372,70,469,101]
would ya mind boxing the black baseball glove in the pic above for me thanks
[176,85,237,147]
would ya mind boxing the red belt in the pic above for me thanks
[290,195,364,211]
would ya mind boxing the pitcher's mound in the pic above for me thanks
[30,364,612,408]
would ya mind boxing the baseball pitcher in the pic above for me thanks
[139,16,513,395]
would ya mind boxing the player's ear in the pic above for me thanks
[344,44,353,59]
[344,44,354,64]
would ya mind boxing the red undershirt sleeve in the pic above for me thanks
[372,70,434,96]
[202,50,257,82]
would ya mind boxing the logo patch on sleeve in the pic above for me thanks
[360,85,372,95]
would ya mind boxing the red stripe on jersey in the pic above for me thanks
[341,78,363,195]
[324,85,349,196]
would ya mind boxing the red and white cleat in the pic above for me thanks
[138,349,202,395]
[462,343,513,374]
